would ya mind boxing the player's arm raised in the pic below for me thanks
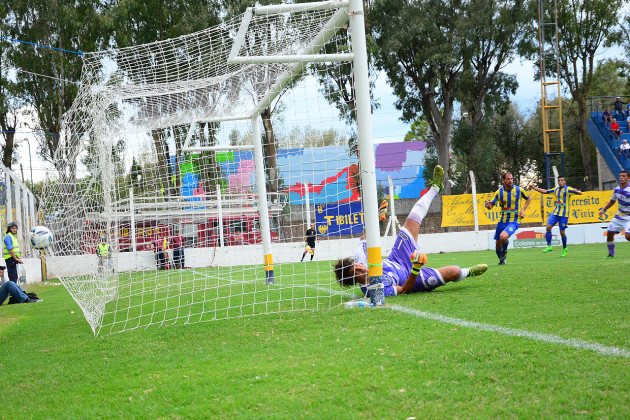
[527,184,547,194]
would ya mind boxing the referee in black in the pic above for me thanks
[300,223,318,262]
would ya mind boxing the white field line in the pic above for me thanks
[313,285,630,359]
[389,304,630,359]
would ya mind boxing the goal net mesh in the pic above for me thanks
[39,2,368,335]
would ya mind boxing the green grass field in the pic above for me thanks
[1,243,629,418]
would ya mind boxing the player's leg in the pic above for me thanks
[310,245,315,261]
[493,223,504,263]
[409,265,489,292]
[403,165,444,242]
[605,219,623,258]
[605,231,617,258]
[543,215,556,252]
[438,264,488,283]
[301,249,306,262]
[498,221,518,264]
[559,217,569,257]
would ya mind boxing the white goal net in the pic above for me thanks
[39,0,382,335]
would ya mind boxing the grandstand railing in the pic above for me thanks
[587,96,630,174]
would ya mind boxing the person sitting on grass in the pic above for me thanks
[0,266,41,305]
[334,165,488,297]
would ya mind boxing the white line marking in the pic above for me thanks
[390,304,630,359]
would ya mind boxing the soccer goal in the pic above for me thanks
[39,0,383,335]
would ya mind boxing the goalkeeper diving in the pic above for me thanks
[334,165,487,296]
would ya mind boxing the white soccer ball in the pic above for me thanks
[30,226,53,249]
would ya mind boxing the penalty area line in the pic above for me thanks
[390,304,630,359]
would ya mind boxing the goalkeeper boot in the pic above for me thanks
[604,254,615,259]
[542,246,553,253]
[431,165,444,193]
[560,248,567,258]
[467,264,488,277]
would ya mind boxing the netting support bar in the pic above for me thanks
[251,115,275,285]
[228,54,353,65]
[246,6,350,116]
[350,0,383,306]
[183,145,255,152]
[253,0,349,15]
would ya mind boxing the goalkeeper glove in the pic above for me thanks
[410,251,427,275]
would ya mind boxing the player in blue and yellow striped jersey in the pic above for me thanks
[485,172,532,265]
[528,176,583,257]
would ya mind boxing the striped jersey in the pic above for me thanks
[490,186,530,223]
[546,185,580,218]
[610,184,630,221]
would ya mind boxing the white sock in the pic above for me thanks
[407,186,439,225]
[453,267,468,282]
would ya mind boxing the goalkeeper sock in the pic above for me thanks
[545,231,552,246]
[407,186,438,225]
[453,267,468,282]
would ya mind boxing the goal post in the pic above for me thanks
[39,0,383,335]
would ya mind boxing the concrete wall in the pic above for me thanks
[25,221,615,282]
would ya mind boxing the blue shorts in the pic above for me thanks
[494,221,520,240]
[547,214,568,230]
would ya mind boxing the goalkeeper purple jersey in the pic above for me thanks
[357,228,444,297]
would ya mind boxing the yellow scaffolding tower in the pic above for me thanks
[538,0,564,188]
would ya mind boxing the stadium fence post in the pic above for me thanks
[470,171,479,232]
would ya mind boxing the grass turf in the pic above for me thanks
[1,243,629,418]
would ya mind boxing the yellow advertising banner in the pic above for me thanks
[542,190,618,224]
[442,192,541,227]
[442,189,618,227]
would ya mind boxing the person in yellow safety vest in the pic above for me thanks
[3,221,23,284]
[97,236,112,273]
[379,197,389,222]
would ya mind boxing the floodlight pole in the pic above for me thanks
[349,0,383,305]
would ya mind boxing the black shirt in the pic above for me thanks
[305,229,317,247]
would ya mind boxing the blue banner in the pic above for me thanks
[315,202,364,236]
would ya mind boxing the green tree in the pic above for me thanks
[371,0,530,195]
[106,0,224,197]
[523,0,622,190]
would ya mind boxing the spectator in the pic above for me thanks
[612,97,627,120]
[3,221,23,284]
[150,237,167,270]
[170,230,186,269]
[603,107,613,125]
[620,139,630,160]
[97,236,112,274]
[610,119,621,141]
[0,266,40,305]
[233,228,244,245]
